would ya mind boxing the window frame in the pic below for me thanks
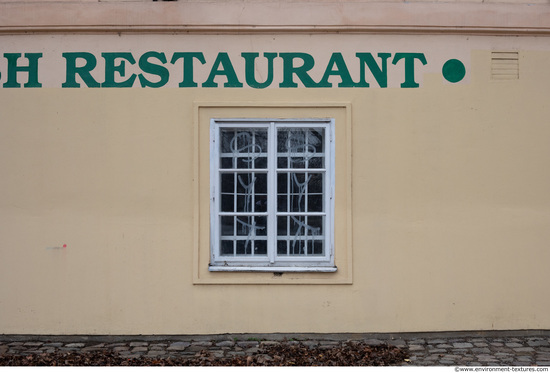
[209,118,336,272]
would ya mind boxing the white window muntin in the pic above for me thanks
[210,118,335,271]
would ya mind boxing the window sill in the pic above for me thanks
[208,266,337,273]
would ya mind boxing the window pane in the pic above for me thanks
[220,173,235,193]
[255,157,268,169]
[236,239,268,256]
[221,216,234,236]
[220,130,234,153]
[277,128,324,169]
[305,215,324,235]
[277,216,288,236]
[221,193,234,212]
[236,240,250,255]
[220,129,267,169]
[307,194,323,212]
[236,216,267,237]
[282,239,323,256]
[308,157,324,169]
[221,157,233,169]
[311,240,324,255]
[255,194,267,212]
[232,172,267,213]
[308,173,324,193]
[276,215,324,256]
[277,129,288,152]
[253,130,268,157]
[284,215,324,256]
[281,172,324,213]
[236,173,254,193]
[277,194,287,212]
[220,240,234,256]
[289,173,308,212]
[254,240,267,255]
[277,173,287,194]
[289,240,324,256]
[255,173,268,193]
[289,215,322,235]
[277,240,288,255]
[220,215,268,257]
[237,157,254,169]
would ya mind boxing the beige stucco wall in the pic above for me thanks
[1,1,549,335]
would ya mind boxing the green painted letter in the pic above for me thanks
[392,53,427,88]
[102,52,137,88]
[62,52,100,88]
[170,52,205,88]
[242,52,276,89]
[138,51,169,88]
[279,53,319,88]
[356,53,390,88]
[3,53,42,88]
[203,53,243,88]
[318,53,355,88]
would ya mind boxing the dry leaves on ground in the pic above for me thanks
[0,341,409,366]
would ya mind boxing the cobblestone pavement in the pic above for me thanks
[1,333,550,366]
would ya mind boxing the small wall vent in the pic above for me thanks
[491,51,519,80]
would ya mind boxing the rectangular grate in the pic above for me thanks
[491,51,519,80]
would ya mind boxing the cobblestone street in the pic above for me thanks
[2,333,550,366]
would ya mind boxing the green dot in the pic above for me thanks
[442,59,466,83]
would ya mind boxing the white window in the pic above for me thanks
[209,118,336,272]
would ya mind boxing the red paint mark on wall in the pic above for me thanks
[46,244,67,250]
